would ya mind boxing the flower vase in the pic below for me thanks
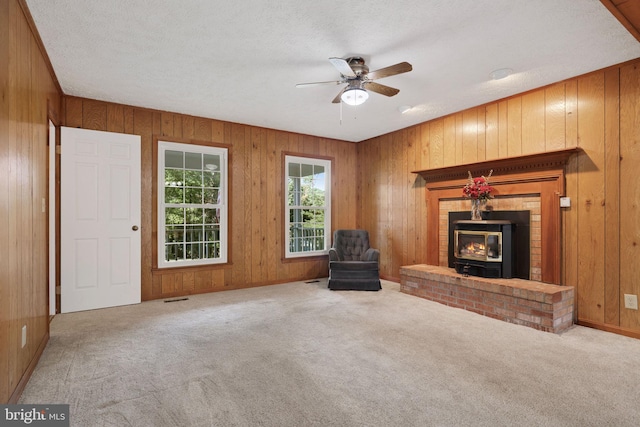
[470,199,484,221]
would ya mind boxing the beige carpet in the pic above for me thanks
[20,279,640,426]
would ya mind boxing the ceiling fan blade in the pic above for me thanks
[364,81,400,97]
[296,81,342,88]
[329,57,356,78]
[331,86,347,104]
[367,62,412,80]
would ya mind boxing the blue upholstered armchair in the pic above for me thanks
[328,229,381,291]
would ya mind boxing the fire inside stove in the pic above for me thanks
[461,241,485,257]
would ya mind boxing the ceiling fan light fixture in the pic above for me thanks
[341,87,369,106]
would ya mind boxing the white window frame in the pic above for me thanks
[157,141,228,268]
[285,155,331,259]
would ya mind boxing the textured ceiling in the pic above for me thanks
[26,0,640,142]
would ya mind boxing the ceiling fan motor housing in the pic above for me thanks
[346,79,365,89]
[346,57,369,77]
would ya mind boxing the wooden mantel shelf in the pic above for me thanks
[412,147,582,182]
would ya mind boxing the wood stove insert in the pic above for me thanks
[449,210,530,280]
[453,220,515,278]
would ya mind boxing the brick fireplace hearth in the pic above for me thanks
[400,265,574,333]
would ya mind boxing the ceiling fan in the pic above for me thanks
[296,57,412,106]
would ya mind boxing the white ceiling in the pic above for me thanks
[26,0,640,142]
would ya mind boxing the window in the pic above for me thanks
[285,155,331,258]
[158,141,228,268]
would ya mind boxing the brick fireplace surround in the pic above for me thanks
[404,148,580,333]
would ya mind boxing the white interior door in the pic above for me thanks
[61,127,141,313]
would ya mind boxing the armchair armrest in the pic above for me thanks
[328,248,340,261]
[362,248,379,262]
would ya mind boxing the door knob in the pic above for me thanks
[132,225,139,231]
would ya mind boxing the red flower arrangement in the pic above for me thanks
[463,170,494,201]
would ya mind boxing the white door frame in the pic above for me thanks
[48,120,56,315]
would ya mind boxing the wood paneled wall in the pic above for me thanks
[357,59,640,336]
[62,97,357,301]
[1,0,61,403]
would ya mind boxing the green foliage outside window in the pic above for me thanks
[163,151,223,262]
[288,172,326,228]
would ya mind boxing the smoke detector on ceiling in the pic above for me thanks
[489,68,513,80]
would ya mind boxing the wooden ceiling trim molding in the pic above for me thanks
[601,0,640,43]
[18,0,63,94]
